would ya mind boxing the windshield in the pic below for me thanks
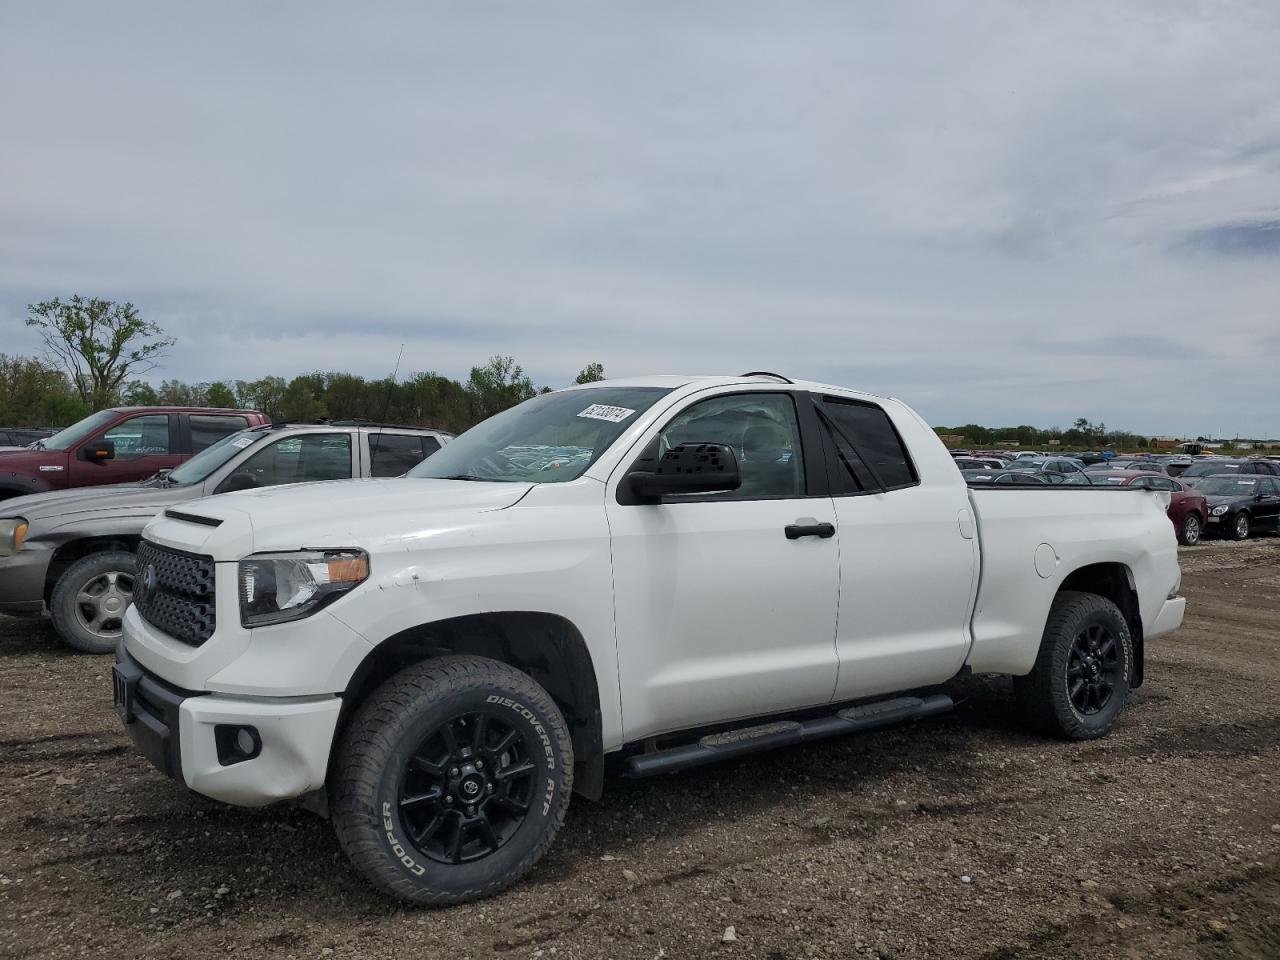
[37,410,117,451]
[167,429,264,485]
[1197,477,1259,496]
[409,387,673,483]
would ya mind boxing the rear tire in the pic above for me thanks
[331,655,573,905]
[1230,512,1250,541]
[1178,513,1202,546]
[50,551,137,654]
[1014,591,1133,740]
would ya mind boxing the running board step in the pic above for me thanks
[624,694,954,778]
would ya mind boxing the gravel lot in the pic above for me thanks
[2,539,1278,959]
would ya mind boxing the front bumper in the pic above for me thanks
[0,545,53,616]
[1147,595,1186,640]
[113,644,342,807]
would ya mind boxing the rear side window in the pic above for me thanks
[818,397,917,493]
[370,434,434,477]
[190,414,249,452]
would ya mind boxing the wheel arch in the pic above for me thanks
[1056,561,1144,687]
[45,535,142,605]
[336,611,605,800]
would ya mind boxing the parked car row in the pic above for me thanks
[0,409,450,652]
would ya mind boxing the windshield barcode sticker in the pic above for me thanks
[577,404,636,423]
[231,436,256,448]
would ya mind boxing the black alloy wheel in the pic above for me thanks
[1066,623,1120,716]
[398,711,536,865]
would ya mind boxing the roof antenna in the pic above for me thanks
[373,343,405,459]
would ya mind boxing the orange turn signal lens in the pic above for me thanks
[326,554,368,583]
[13,522,27,551]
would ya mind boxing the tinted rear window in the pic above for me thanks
[819,397,917,492]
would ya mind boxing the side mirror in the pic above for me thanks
[79,439,115,462]
[219,473,260,494]
[628,442,741,501]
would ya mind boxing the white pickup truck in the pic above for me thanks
[113,374,1185,905]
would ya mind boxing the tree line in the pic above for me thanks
[4,294,606,432]
[934,418,1158,451]
[0,352,606,433]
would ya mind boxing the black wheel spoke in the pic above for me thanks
[444,817,466,863]
[476,811,500,853]
[495,760,535,782]
[410,814,446,845]
[489,728,519,757]
[400,787,442,809]
[472,713,489,752]
[410,754,447,777]
[496,793,529,815]
[439,722,460,757]
[1097,638,1116,660]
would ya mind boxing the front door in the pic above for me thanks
[607,390,840,741]
[69,413,181,486]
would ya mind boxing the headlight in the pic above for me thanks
[0,518,29,557]
[1211,505,1229,516]
[238,549,369,627]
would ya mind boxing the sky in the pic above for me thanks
[1,2,1278,438]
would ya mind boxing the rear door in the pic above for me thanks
[185,413,251,453]
[366,432,440,477]
[606,388,841,740]
[815,394,979,701]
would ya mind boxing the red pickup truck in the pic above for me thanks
[0,406,270,501]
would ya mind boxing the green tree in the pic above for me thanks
[575,362,605,384]
[466,355,537,421]
[25,296,175,409]
[205,381,237,408]
[0,354,77,425]
[121,380,160,405]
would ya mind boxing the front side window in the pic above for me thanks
[219,433,352,491]
[103,415,171,458]
[819,397,917,492]
[657,392,804,499]
[410,387,671,484]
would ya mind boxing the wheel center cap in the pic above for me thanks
[458,774,484,800]
[104,598,122,613]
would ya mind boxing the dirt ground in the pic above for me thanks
[2,540,1278,960]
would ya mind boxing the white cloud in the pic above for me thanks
[1,1,1278,436]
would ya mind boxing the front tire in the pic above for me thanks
[1178,512,1202,546]
[1014,591,1134,740]
[331,655,573,905]
[1230,512,1250,541]
[50,550,137,654]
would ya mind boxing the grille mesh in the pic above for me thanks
[134,540,217,647]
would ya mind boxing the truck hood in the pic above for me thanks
[144,478,533,559]
[1,481,197,528]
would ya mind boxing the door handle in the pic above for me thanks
[784,521,835,540]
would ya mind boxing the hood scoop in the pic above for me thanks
[163,509,223,527]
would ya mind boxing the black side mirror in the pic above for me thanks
[219,473,260,493]
[628,442,741,501]
[79,439,115,462]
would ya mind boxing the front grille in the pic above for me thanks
[134,540,217,647]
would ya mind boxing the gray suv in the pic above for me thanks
[0,421,449,652]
